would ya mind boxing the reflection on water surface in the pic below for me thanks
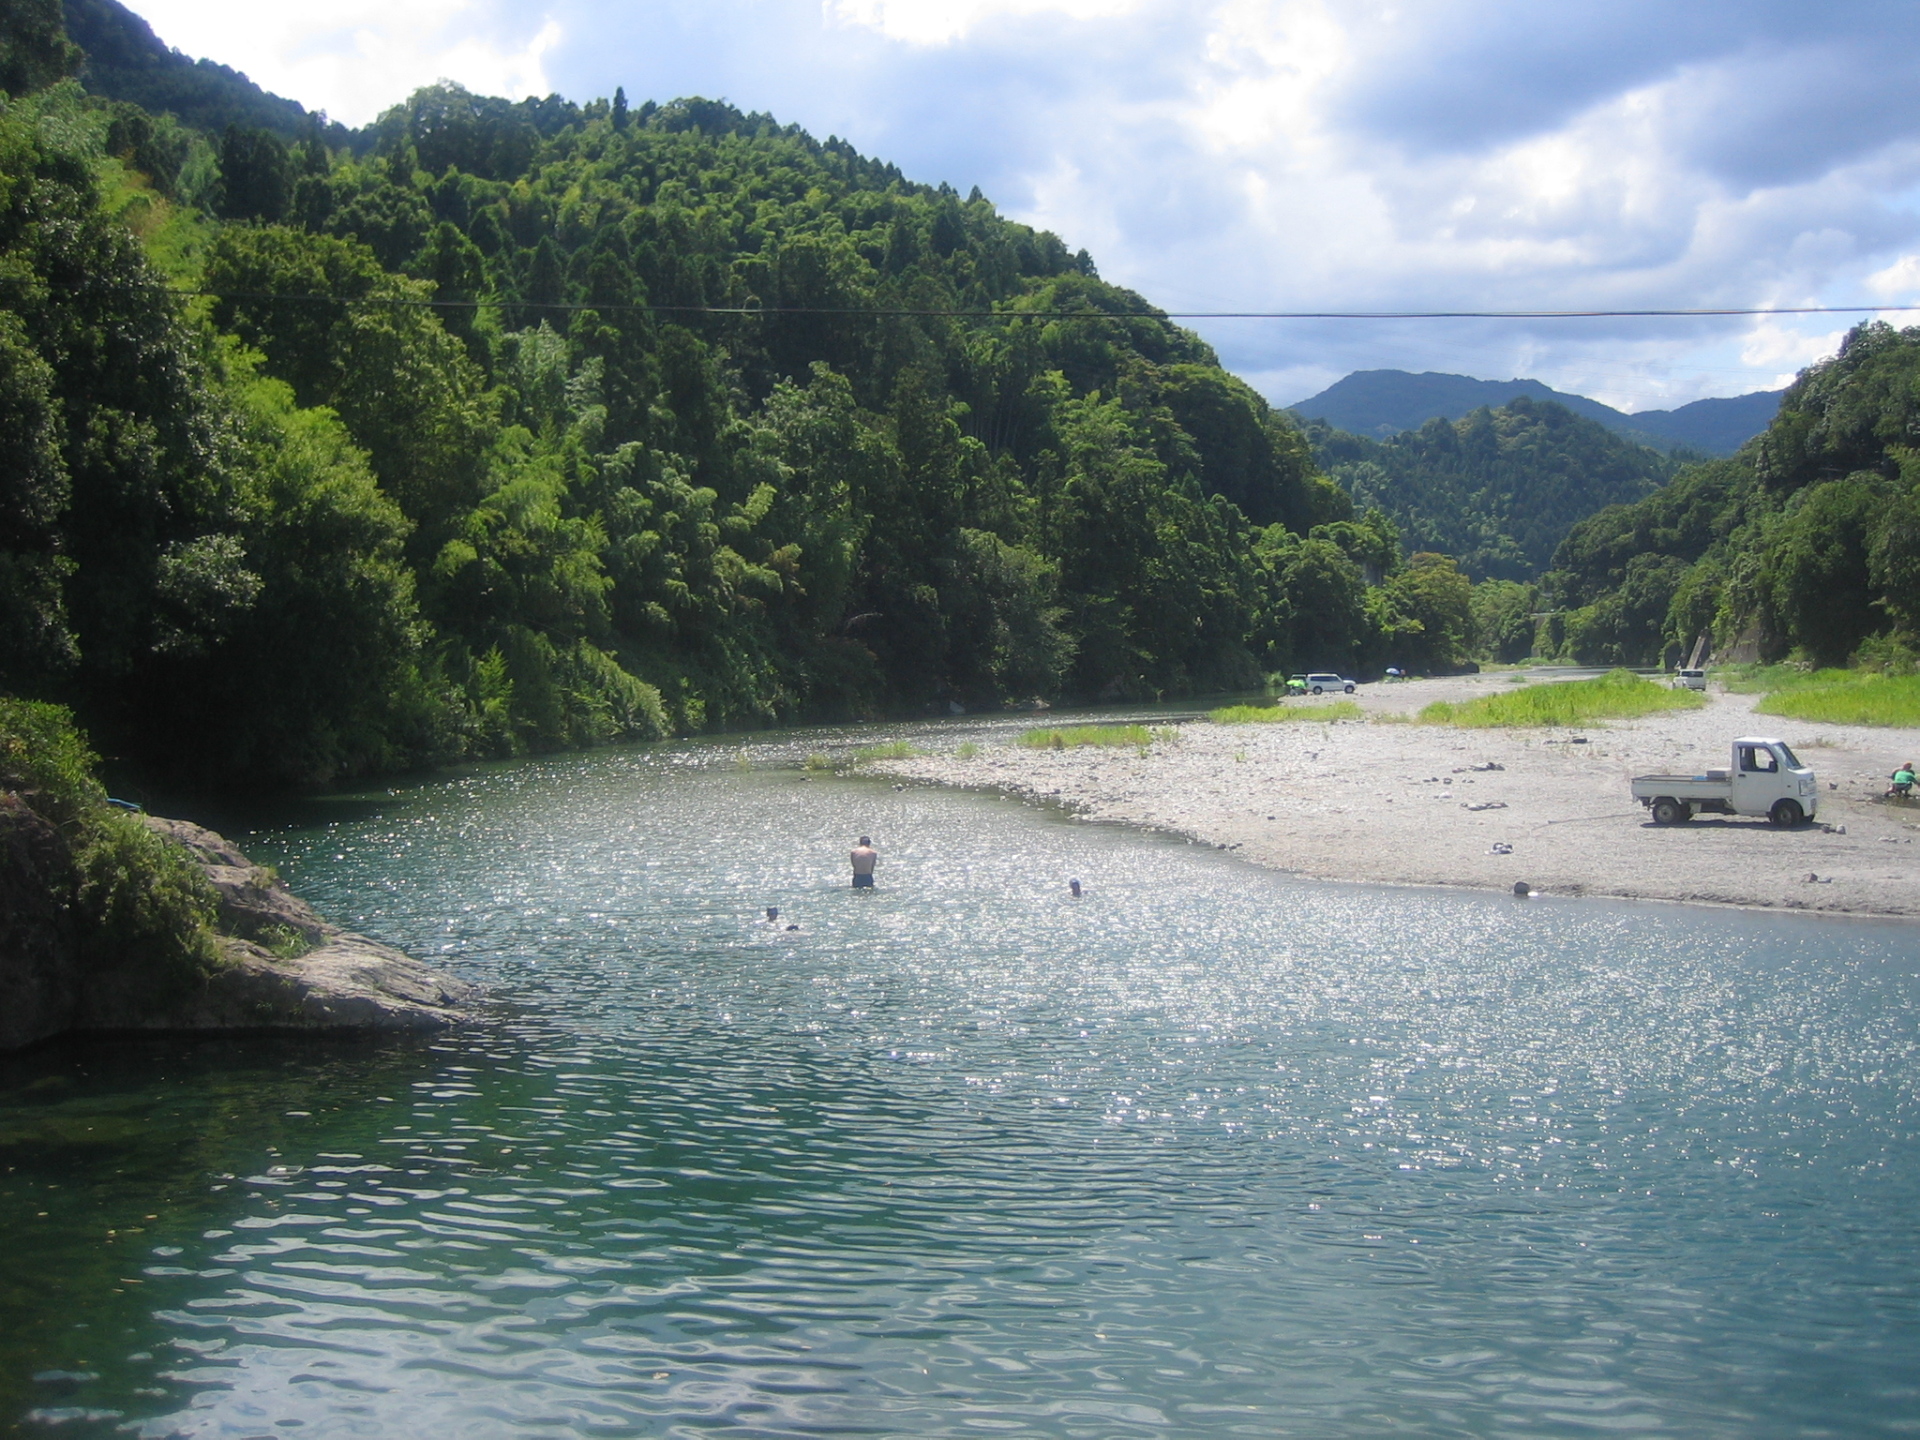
[3,739,1917,1437]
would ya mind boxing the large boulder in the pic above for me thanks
[122,815,480,1035]
[0,802,478,1049]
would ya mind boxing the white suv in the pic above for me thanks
[1304,673,1355,694]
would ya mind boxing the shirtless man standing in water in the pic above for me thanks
[850,837,878,889]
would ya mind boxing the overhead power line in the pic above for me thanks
[182,294,1920,320]
[18,279,1920,322]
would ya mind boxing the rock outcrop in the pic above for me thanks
[130,815,478,1035]
[0,808,478,1050]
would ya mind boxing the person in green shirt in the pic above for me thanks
[1891,763,1916,798]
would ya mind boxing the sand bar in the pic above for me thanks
[875,673,1920,919]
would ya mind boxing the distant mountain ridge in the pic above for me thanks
[1291,369,1782,457]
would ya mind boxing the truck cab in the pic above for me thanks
[1631,738,1817,827]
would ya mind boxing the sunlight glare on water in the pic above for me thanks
[2,739,1917,1437]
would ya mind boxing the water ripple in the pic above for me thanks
[1,747,1916,1436]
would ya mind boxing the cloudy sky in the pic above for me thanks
[126,0,1920,412]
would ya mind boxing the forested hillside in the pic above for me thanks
[1305,398,1676,582]
[1542,321,1920,669]
[4,14,1512,791]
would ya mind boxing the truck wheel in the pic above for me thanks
[1651,797,1687,826]
[1311,686,1324,695]
[1344,684,1355,693]
[1770,799,1804,828]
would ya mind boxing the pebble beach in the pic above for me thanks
[876,673,1920,919]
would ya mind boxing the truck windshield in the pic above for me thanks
[1774,742,1802,770]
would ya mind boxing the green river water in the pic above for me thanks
[1,725,1917,1437]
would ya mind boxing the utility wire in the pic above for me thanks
[21,279,1920,322]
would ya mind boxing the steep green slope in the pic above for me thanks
[1542,321,1920,669]
[1305,397,1676,582]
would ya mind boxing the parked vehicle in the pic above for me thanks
[1304,673,1355,695]
[1631,738,1817,827]
[1672,668,1706,691]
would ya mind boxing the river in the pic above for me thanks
[2,730,1917,1437]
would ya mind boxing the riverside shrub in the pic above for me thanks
[1,698,219,989]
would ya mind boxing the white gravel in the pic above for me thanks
[874,673,1920,919]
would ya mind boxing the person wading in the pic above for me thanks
[850,836,879,889]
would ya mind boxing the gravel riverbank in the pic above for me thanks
[873,674,1920,918]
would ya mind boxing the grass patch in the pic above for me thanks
[1209,700,1363,724]
[1018,724,1168,750]
[1718,664,1856,695]
[1371,711,1413,724]
[1755,674,1920,728]
[851,740,925,762]
[1420,668,1705,728]
[803,752,832,771]
[955,741,981,760]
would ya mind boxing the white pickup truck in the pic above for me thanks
[1632,738,1817,827]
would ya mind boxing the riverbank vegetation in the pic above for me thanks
[1208,701,1364,724]
[1754,674,1920,729]
[1018,724,1174,750]
[0,700,221,999]
[1419,669,1703,728]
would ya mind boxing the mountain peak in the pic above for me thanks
[1291,369,1781,456]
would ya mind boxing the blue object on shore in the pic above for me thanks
[105,797,143,811]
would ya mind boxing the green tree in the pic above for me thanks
[0,0,79,95]
[1763,476,1885,666]
[205,226,495,530]
[215,124,291,220]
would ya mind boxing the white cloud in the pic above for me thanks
[1867,254,1920,299]
[129,0,561,126]
[132,0,1920,408]
[960,0,1920,407]
[824,0,1141,46]
[1737,317,1848,388]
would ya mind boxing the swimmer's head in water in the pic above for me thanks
[1069,878,1082,896]
[858,835,871,846]
[766,907,778,921]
